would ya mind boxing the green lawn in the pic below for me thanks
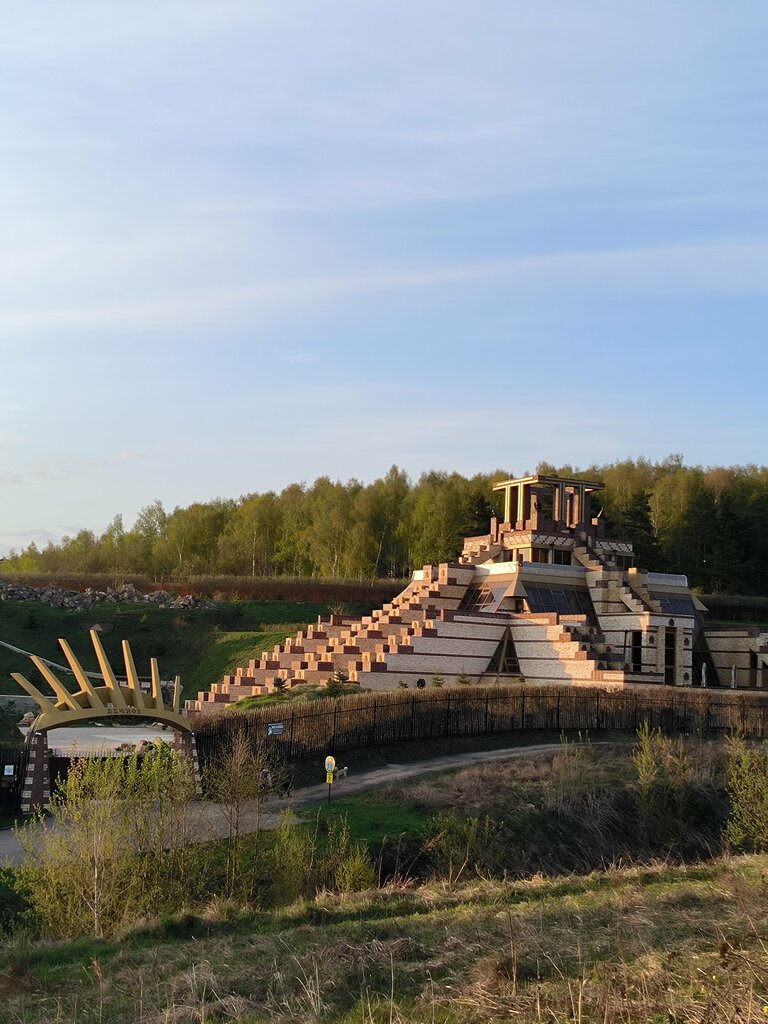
[0,598,375,700]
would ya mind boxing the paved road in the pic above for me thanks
[0,742,567,865]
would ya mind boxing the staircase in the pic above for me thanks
[459,536,503,565]
[187,563,477,712]
[509,613,632,686]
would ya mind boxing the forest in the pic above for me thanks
[4,456,768,595]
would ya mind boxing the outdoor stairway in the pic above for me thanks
[459,536,503,565]
[186,562,477,712]
[623,570,662,613]
[507,612,631,686]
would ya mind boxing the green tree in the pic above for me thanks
[14,747,195,939]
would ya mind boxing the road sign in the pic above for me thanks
[3,765,13,777]
[267,722,284,736]
[326,770,334,784]
[325,755,336,772]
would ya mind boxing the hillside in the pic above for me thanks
[0,708,22,746]
[1,736,765,1020]
[0,598,376,700]
[2,857,766,1023]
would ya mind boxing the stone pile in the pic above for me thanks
[0,579,215,611]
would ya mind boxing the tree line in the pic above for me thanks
[4,456,768,593]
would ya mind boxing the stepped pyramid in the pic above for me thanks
[187,472,757,715]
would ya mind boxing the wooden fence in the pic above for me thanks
[193,685,768,769]
[0,573,404,604]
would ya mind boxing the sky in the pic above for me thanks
[1,1,767,555]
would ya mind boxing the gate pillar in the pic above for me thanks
[20,731,50,814]
[173,730,203,795]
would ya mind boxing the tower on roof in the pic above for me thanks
[492,474,604,532]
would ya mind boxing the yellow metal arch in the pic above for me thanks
[11,629,190,734]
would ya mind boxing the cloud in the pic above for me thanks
[0,467,63,487]
[0,526,75,557]
[0,238,766,338]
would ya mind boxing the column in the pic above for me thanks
[172,730,203,795]
[675,628,686,686]
[20,730,51,814]
[655,626,665,676]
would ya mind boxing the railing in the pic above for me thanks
[0,746,26,814]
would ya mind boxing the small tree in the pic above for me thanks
[725,737,768,851]
[325,670,350,697]
[204,729,278,894]
[14,747,195,939]
[431,674,445,689]
[456,672,472,686]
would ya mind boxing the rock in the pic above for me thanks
[0,577,218,613]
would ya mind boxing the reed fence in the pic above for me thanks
[193,685,768,769]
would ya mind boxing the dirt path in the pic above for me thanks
[0,742,570,865]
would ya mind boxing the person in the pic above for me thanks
[701,663,707,688]
[731,664,737,689]
[278,764,295,799]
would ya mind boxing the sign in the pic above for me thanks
[267,722,284,736]
[326,770,334,785]
[325,755,336,772]
[3,765,13,777]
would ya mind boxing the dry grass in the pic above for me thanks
[3,856,768,1022]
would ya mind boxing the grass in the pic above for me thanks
[0,708,22,746]
[0,598,375,700]
[304,737,727,881]
[0,739,753,1021]
[3,856,768,1022]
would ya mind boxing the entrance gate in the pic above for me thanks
[10,629,201,812]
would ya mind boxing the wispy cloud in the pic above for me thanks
[0,525,81,557]
[1,238,766,337]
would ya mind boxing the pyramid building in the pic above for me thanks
[187,474,768,714]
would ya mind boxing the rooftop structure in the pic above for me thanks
[188,474,768,713]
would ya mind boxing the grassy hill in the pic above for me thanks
[0,598,376,701]
[0,738,766,1023]
[0,708,22,746]
[3,857,768,1023]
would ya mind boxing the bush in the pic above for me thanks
[335,845,376,893]
[724,738,768,851]
[427,814,504,882]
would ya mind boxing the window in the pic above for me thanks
[631,630,642,673]
[525,584,592,616]
[458,582,511,613]
[650,592,696,615]
[552,549,572,565]
[531,547,550,563]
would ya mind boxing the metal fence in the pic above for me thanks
[193,685,768,769]
[0,747,26,814]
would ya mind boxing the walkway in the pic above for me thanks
[0,741,568,865]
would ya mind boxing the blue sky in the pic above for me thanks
[1,2,767,554]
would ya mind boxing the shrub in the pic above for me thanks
[427,814,504,883]
[335,845,376,893]
[724,737,768,851]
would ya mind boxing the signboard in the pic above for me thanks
[267,722,284,736]
[326,770,334,785]
[325,755,336,772]
[3,765,13,777]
